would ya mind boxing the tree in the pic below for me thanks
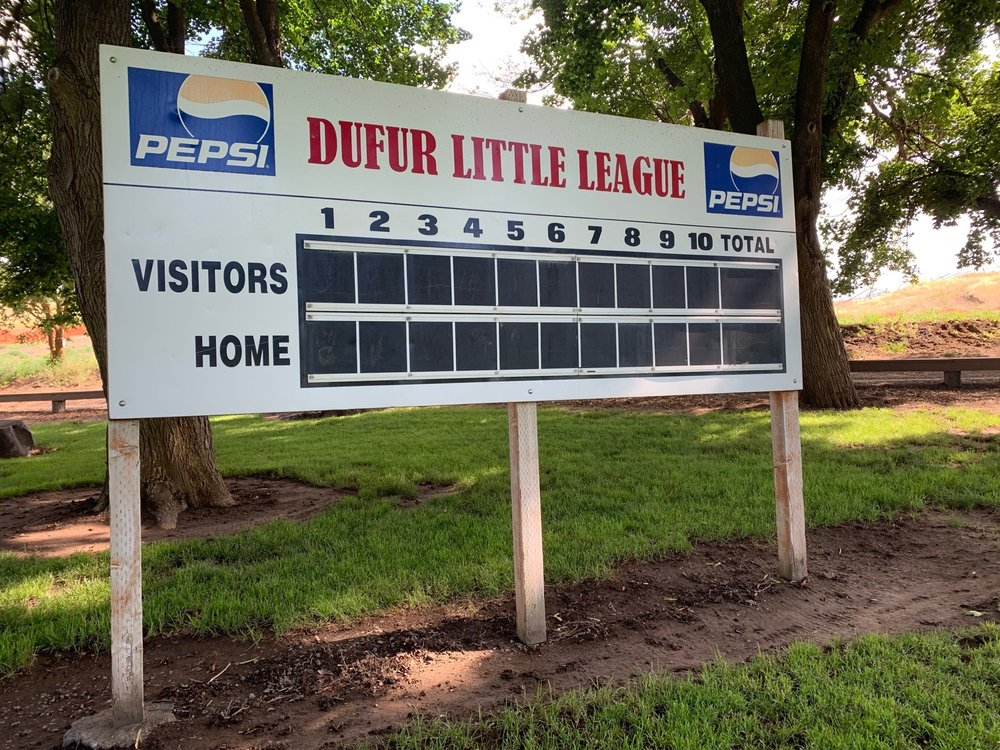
[829,46,1000,293]
[36,0,465,527]
[0,0,78,359]
[519,0,1000,408]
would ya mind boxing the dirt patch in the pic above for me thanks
[0,477,350,557]
[841,318,1000,360]
[0,324,88,345]
[2,510,999,749]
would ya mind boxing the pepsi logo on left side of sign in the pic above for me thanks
[127,67,275,175]
[703,142,781,217]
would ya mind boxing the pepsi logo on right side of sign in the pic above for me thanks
[703,143,782,217]
[127,67,275,175]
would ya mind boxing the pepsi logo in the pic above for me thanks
[728,147,779,196]
[176,75,272,144]
[128,67,276,176]
[704,142,782,217]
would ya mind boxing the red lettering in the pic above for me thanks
[411,129,438,175]
[595,151,612,192]
[386,126,410,173]
[577,149,595,190]
[339,120,363,168]
[452,134,472,178]
[484,138,507,182]
[529,144,550,186]
[364,123,385,170]
[509,141,530,184]
[307,117,336,164]
[549,146,566,188]
[612,153,632,194]
[670,160,685,198]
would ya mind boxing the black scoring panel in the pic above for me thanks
[298,239,785,385]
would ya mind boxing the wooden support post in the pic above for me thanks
[108,419,144,726]
[756,118,807,581]
[770,391,807,581]
[508,401,546,645]
[944,370,961,388]
[51,399,67,413]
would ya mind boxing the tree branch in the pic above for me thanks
[652,56,710,128]
[166,0,185,55]
[698,0,763,134]
[138,0,169,53]
[822,0,905,138]
[238,0,281,66]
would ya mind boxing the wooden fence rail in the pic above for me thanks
[0,390,106,413]
[848,357,1000,388]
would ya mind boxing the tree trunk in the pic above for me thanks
[48,0,233,527]
[51,324,64,361]
[699,0,763,134]
[791,0,859,408]
[139,418,234,529]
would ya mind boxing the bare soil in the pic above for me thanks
[0,477,349,558]
[1,509,998,750]
[2,319,1000,748]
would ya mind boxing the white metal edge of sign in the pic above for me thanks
[99,44,802,419]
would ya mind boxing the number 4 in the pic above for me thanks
[464,217,484,238]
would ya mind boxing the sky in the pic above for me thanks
[443,0,998,297]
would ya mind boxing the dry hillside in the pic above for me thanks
[835,271,1000,319]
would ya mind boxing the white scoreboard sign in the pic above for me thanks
[100,45,801,419]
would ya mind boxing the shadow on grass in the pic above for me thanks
[0,404,998,673]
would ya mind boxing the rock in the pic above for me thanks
[63,702,175,749]
[0,419,34,458]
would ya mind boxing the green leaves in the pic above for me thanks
[190,0,466,88]
[520,0,1000,293]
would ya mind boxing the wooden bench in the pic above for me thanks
[848,357,1000,388]
[0,390,105,413]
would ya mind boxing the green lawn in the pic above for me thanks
[0,338,98,387]
[0,404,998,675]
[371,625,1000,749]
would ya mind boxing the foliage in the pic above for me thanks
[2,403,1000,671]
[517,0,1000,294]
[0,0,79,355]
[829,53,1000,294]
[134,0,468,87]
[0,0,465,353]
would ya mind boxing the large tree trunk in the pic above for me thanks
[791,0,859,408]
[700,0,858,408]
[47,0,233,528]
[140,418,234,529]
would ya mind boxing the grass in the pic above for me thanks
[370,625,1000,749]
[1,404,999,675]
[0,339,99,387]
[836,310,1000,326]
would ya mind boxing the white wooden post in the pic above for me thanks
[497,88,546,645]
[769,391,807,580]
[757,118,807,582]
[108,419,144,726]
[508,402,546,645]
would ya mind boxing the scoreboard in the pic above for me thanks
[298,236,784,385]
[100,46,800,419]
